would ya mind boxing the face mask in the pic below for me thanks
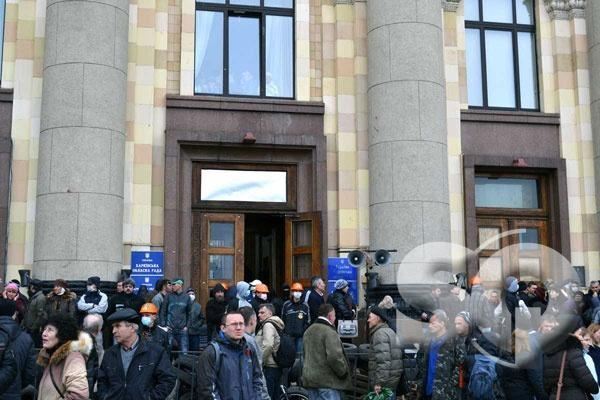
[244,291,252,301]
[189,294,195,301]
[57,288,65,296]
[87,285,95,292]
[292,292,302,300]
[258,293,268,301]
[141,316,153,327]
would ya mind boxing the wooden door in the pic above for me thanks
[476,218,510,285]
[199,213,244,306]
[285,212,321,289]
[508,219,549,281]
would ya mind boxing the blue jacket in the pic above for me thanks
[97,336,175,400]
[197,332,263,399]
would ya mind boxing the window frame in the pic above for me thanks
[465,0,540,111]
[194,0,296,99]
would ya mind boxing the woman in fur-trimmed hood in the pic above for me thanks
[37,314,91,400]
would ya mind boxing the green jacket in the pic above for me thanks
[23,290,46,332]
[419,334,466,400]
[368,322,403,389]
[302,317,352,391]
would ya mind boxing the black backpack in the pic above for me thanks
[263,321,296,368]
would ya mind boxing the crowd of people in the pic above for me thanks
[1,272,600,400]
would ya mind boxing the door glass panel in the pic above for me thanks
[210,222,234,247]
[464,0,480,21]
[209,255,234,279]
[482,0,513,23]
[479,257,503,282]
[266,15,293,98]
[485,30,516,108]
[293,254,312,280]
[195,11,224,94]
[519,228,539,250]
[516,0,534,25]
[293,221,312,247]
[519,258,541,281]
[518,32,538,109]
[479,227,501,250]
[466,29,483,107]
[475,177,539,208]
[229,16,260,96]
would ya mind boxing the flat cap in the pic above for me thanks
[106,308,140,324]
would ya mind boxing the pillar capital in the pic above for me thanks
[544,0,586,20]
[442,0,461,12]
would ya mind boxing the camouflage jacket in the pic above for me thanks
[419,334,466,400]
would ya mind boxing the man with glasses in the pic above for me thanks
[197,311,263,399]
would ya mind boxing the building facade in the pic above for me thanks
[0,0,599,304]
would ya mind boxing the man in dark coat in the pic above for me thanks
[205,283,228,339]
[97,308,175,400]
[45,279,77,319]
[281,282,310,354]
[305,276,326,324]
[158,278,193,352]
[107,278,145,315]
[22,279,46,348]
[0,298,35,400]
[196,311,263,399]
[327,279,356,325]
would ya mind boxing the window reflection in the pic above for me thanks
[266,16,293,98]
[518,32,538,109]
[201,169,287,202]
[229,16,260,96]
[485,30,515,108]
[195,11,224,94]
[466,29,483,107]
[516,0,534,25]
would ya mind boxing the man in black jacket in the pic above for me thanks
[282,282,310,354]
[97,308,175,400]
[328,279,356,325]
[0,298,35,400]
[305,276,326,324]
[206,283,228,339]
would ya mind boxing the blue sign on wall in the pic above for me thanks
[327,257,359,304]
[131,251,164,291]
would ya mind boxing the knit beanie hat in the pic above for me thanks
[369,306,389,324]
[505,276,519,293]
[456,311,472,326]
[335,279,349,290]
[5,282,19,292]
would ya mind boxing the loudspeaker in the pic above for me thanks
[374,249,391,266]
[347,250,365,267]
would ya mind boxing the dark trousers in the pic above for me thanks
[264,366,282,399]
[189,334,200,351]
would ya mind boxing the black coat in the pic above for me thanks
[206,298,228,338]
[107,293,145,315]
[97,336,176,400]
[328,289,355,322]
[543,338,599,400]
[0,316,35,400]
[499,352,547,400]
[305,289,324,324]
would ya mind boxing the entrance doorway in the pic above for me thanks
[195,211,321,306]
[244,214,285,296]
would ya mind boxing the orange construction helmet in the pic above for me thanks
[140,303,159,315]
[255,284,270,294]
[291,282,303,291]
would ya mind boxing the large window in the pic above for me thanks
[465,0,539,110]
[195,0,294,98]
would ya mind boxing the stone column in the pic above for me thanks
[34,0,128,280]
[367,0,451,282]
[588,1,600,234]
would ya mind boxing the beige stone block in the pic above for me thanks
[335,4,353,22]
[570,214,583,233]
[8,222,26,244]
[339,229,358,247]
[338,151,357,172]
[585,196,597,214]
[338,132,356,152]
[339,209,358,229]
[7,243,25,266]
[338,190,357,209]
[322,5,335,24]
[339,170,357,191]
[336,40,354,59]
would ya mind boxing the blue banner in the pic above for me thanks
[131,251,164,291]
[327,257,359,304]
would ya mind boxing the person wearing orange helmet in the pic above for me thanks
[139,302,169,352]
[252,284,270,315]
[281,282,310,354]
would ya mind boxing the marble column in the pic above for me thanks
[34,0,129,280]
[367,0,451,282]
